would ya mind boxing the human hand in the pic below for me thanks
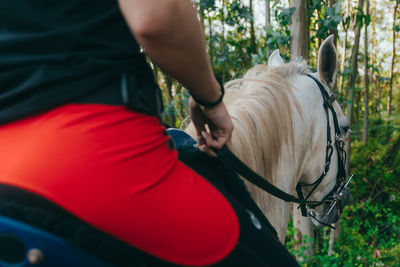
[188,96,233,157]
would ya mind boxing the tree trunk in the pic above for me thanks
[165,73,176,127]
[289,0,308,61]
[370,5,377,118]
[265,0,271,30]
[370,5,376,79]
[315,4,323,50]
[387,1,398,117]
[290,0,312,257]
[329,0,339,46]
[249,0,257,54]
[356,90,361,140]
[377,75,382,121]
[265,0,271,55]
[328,221,341,255]
[363,0,370,144]
[328,0,339,91]
[346,0,365,126]
[208,15,214,65]
[292,205,314,258]
[339,0,351,95]
[345,0,365,172]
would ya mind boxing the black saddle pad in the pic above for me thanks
[176,146,277,235]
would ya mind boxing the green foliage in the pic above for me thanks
[161,87,190,128]
[265,28,291,53]
[272,6,294,52]
[315,3,343,40]
[380,242,400,266]
[342,15,351,30]
[251,46,270,66]
[198,0,216,11]
[286,133,400,266]
[307,0,323,18]
[275,6,296,28]
[354,7,368,28]
[225,0,253,23]
[337,201,400,266]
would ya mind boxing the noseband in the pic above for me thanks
[214,74,353,225]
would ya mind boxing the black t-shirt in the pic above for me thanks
[0,0,162,124]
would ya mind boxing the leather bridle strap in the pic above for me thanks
[215,146,324,206]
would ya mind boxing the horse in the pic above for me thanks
[185,35,351,243]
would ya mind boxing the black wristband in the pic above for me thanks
[191,76,225,108]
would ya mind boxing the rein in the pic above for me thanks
[215,146,324,206]
[215,74,352,219]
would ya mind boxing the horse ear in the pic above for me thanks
[317,35,337,87]
[268,49,285,67]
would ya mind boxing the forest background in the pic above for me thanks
[152,0,400,266]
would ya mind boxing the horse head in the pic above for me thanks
[271,35,351,228]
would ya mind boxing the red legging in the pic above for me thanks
[0,104,240,266]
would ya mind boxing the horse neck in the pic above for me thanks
[227,83,308,194]
[226,81,311,242]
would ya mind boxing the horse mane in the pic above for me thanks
[223,62,311,183]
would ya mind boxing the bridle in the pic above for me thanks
[215,73,353,227]
[295,74,353,228]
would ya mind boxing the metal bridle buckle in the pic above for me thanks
[329,94,337,104]
[326,141,333,154]
[337,139,345,149]
[326,174,354,214]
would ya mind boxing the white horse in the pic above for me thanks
[186,35,350,242]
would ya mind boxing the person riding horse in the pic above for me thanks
[0,0,299,266]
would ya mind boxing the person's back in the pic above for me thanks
[0,0,160,124]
